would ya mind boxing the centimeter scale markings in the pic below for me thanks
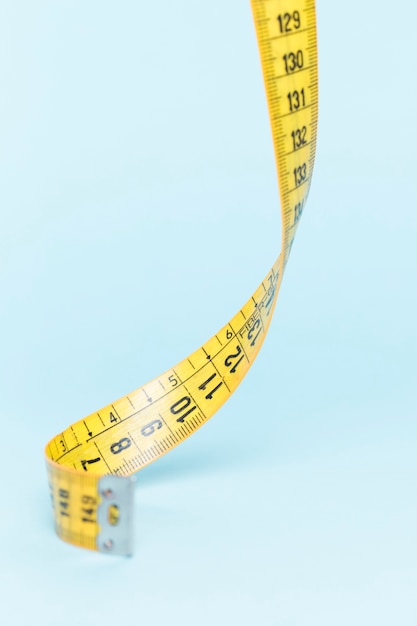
[45,0,319,555]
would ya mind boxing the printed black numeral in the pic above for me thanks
[248,319,262,347]
[80,496,97,523]
[198,373,224,400]
[287,88,305,112]
[109,411,118,423]
[265,287,276,316]
[110,437,131,455]
[283,50,304,74]
[59,502,69,516]
[277,10,301,33]
[170,396,197,423]
[224,345,245,373]
[291,126,307,151]
[141,419,163,437]
[293,163,307,187]
[82,495,97,505]
[82,508,94,516]
[294,199,305,224]
[59,488,70,517]
[81,457,101,471]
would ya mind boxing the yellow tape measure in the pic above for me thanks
[45,0,319,555]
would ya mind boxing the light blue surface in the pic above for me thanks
[0,1,416,624]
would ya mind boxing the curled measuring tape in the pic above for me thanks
[45,0,319,555]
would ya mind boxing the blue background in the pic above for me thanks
[0,1,416,624]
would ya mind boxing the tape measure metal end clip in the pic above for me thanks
[96,475,135,556]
